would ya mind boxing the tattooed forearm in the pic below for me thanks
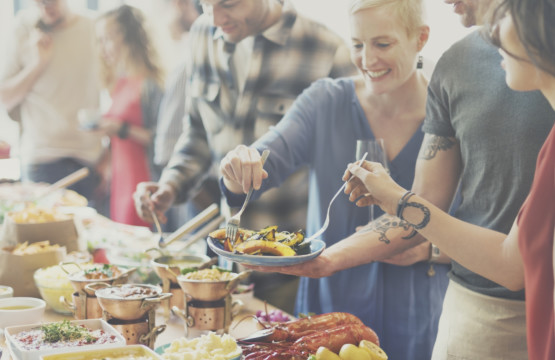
[403,202,431,229]
[419,135,456,160]
[357,215,415,244]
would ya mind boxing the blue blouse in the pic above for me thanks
[223,78,449,360]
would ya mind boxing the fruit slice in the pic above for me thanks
[234,240,296,256]
[315,346,341,360]
[359,340,388,360]
[338,343,371,360]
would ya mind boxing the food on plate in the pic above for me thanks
[180,268,235,281]
[55,189,88,207]
[315,346,341,360]
[161,331,241,360]
[99,284,160,299]
[339,343,371,360]
[239,312,379,359]
[209,225,308,256]
[255,309,290,323]
[10,320,119,351]
[40,345,160,360]
[7,241,61,255]
[359,340,388,360]
[9,206,71,224]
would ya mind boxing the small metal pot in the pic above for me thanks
[87,283,172,321]
[61,262,136,294]
[150,254,212,284]
[177,270,251,302]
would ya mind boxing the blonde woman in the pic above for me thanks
[219,0,443,358]
[95,5,164,226]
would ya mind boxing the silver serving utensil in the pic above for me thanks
[302,151,368,244]
[225,149,270,246]
[159,203,220,248]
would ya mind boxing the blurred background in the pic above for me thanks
[0,0,471,181]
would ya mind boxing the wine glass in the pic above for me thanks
[355,139,389,221]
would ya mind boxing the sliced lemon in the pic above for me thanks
[338,343,371,360]
[359,340,388,360]
[315,346,342,360]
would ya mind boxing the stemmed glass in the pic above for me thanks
[355,139,389,221]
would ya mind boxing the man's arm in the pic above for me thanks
[247,133,463,277]
[0,30,52,111]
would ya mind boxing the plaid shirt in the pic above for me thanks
[160,0,355,231]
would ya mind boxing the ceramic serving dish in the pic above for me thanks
[5,319,126,360]
[40,344,161,360]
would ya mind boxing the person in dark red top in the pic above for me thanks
[342,0,555,358]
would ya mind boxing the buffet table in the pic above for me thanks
[0,296,290,359]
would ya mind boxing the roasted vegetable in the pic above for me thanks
[235,240,296,256]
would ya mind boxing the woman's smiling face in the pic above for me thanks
[349,5,427,95]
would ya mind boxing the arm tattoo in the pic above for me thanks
[358,215,415,244]
[419,135,456,160]
[404,202,431,229]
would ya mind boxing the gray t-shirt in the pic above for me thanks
[423,30,555,300]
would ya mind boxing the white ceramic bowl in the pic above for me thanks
[0,285,13,299]
[0,297,46,329]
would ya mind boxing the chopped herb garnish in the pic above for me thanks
[83,264,114,278]
[40,320,98,343]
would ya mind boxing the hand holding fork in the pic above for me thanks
[223,149,271,245]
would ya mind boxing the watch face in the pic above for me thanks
[432,246,441,256]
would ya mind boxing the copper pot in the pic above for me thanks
[87,283,172,321]
[60,292,103,319]
[61,262,136,294]
[150,254,212,284]
[177,270,251,302]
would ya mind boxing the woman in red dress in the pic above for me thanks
[96,5,164,226]
[344,0,555,358]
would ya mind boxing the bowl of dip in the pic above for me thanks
[0,297,46,329]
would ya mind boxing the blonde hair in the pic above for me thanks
[349,0,426,35]
[98,5,164,89]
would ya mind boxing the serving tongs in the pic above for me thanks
[32,167,90,202]
[158,203,221,248]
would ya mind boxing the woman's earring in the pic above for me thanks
[416,55,423,69]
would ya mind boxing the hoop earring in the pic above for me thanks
[416,55,423,69]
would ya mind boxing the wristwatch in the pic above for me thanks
[429,243,441,263]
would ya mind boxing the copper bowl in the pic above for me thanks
[150,254,211,284]
[176,270,251,302]
[87,283,171,321]
[61,262,136,294]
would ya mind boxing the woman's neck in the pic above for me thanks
[542,77,555,111]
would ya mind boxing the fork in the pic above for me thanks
[225,149,271,245]
[304,151,368,243]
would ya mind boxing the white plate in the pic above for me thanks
[5,319,126,360]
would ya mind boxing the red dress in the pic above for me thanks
[518,123,555,359]
[104,77,150,227]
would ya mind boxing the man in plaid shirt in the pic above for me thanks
[135,0,354,310]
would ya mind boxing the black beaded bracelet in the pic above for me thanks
[117,122,130,139]
[396,190,415,219]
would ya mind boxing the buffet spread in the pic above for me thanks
[0,182,387,360]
